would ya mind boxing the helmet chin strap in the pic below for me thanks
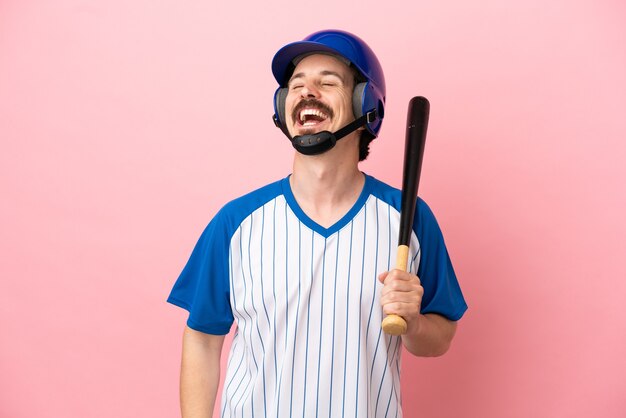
[273,110,378,156]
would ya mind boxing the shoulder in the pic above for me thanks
[366,174,430,211]
[365,173,438,226]
[366,174,401,208]
[213,178,287,231]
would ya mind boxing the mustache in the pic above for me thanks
[291,99,334,122]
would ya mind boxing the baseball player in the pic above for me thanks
[168,29,467,417]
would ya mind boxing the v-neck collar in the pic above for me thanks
[280,173,373,238]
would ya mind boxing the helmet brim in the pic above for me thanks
[272,41,349,86]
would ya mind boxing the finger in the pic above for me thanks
[382,274,422,292]
[380,287,423,304]
[381,301,421,318]
[385,269,420,283]
[381,280,422,297]
[378,271,389,284]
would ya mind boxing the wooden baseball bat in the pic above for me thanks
[381,96,430,336]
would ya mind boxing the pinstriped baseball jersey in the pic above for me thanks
[168,174,467,418]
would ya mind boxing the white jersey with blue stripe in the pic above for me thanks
[168,174,467,418]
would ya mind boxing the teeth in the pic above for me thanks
[299,108,328,122]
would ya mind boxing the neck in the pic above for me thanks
[290,133,364,228]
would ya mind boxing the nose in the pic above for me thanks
[300,82,320,98]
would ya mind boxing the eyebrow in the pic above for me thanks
[289,70,346,84]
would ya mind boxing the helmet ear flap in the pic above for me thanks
[273,87,289,129]
[352,82,367,119]
[352,81,382,138]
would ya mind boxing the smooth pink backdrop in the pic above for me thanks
[1,1,625,417]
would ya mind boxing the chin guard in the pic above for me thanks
[292,131,337,155]
[275,109,377,156]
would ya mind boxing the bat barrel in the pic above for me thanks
[398,97,429,247]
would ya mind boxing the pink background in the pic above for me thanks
[1,1,625,417]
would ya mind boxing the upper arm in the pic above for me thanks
[182,325,225,358]
[414,200,468,321]
[424,313,458,341]
[168,213,235,335]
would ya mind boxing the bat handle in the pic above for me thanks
[381,245,409,335]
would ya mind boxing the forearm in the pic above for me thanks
[401,313,457,357]
[180,326,225,418]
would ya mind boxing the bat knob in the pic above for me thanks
[382,314,407,336]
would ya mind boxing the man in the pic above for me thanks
[168,30,467,417]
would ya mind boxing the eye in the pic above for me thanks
[289,83,304,91]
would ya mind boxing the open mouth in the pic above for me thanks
[298,108,329,127]
[292,100,333,129]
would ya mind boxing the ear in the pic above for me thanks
[273,87,289,128]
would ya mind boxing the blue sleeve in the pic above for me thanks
[167,210,234,335]
[413,199,467,321]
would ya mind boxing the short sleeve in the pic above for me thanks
[167,210,234,335]
[413,199,468,321]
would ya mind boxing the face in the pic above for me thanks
[284,54,356,138]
